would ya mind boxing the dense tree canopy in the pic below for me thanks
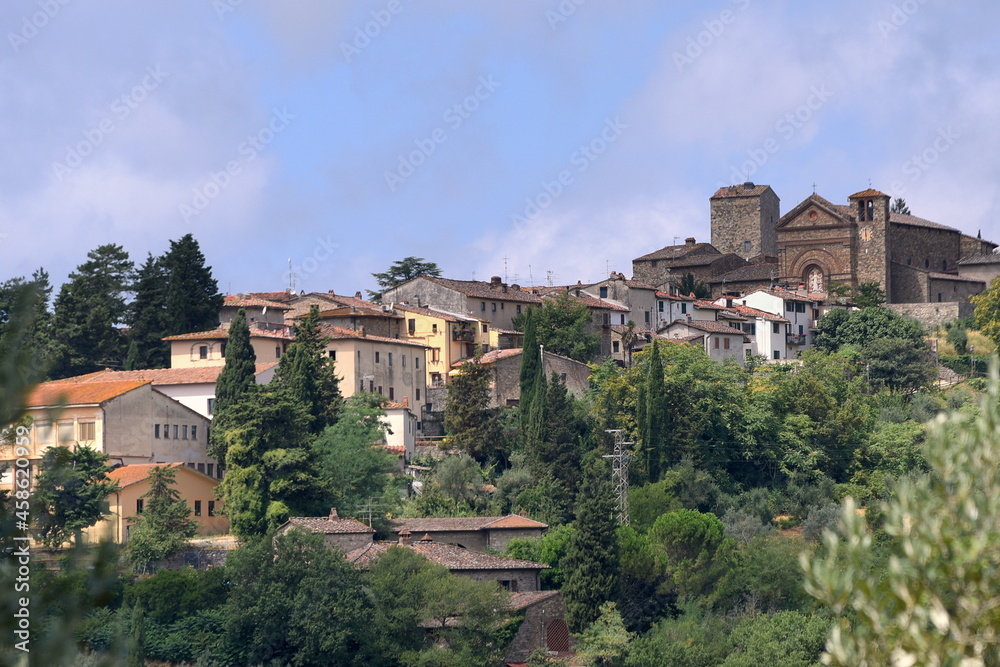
[33,446,117,547]
[368,256,442,301]
[515,294,601,362]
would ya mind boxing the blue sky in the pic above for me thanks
[2,0,999,297]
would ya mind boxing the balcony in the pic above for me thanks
[786,333,807,346]
[451,328,475,343]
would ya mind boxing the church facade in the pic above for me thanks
[635,183,997,305]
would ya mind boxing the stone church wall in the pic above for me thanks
[889,224,961,274]
[889,302,974,330]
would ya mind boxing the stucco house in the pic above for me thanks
[86,462,228,544]
[163,325,294,368]
[393,303,491,389]
[660,319,748,366]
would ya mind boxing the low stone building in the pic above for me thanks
[504,591,574,663]
[389,514,547,553]
[276,508,376,553]
[451,348,591,408]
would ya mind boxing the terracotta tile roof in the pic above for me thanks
[928,272,983,283]
[418,277,543,304]
[718,310,748,322]
[391,514,547,533]
[675,334,705,344]
[223,294,291,310]
[713,263,780,284]
[694,300,725,311]
[391,303,473,323]
[625,280,658,290]
[711,183,773,199]
[889,211,957,232]
[27,379,150,407]
[634,243,719,263]
[958,253,1000,265]
[247,290,296,303]
[655,291,695,301]
[535,287,630,311]
[61,363,278,386]
[321,293,382,310]
[162,327,293,342]
[667,319,747,336]
[719,304,789,323]
[452,348,523,367]
[610,324,660,337]
[108,462,184,489]
[283,515,375,535]
[318,324,429,348]
[750,288,816,304]
[848,188,889,199]
[382,444,407,457]
[346,539,549,571]
[313,306,402,320]
[509,590,561,610]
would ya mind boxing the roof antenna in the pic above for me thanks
[528,265,534,287]
[504,255,509,284]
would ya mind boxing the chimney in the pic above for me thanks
[329,508,339,519]
[685,237,696,245]
[398,529,412,546]
[328,289,335,295]
[355,291,362,299]
[743,181,755,189]
[418,533,433,543]
[402,396,409,407]
[490,276,502,288]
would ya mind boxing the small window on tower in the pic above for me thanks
[743,240,752,253]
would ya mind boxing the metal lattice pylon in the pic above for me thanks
[603,429,633,526]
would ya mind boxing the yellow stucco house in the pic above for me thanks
[393,304,491,388]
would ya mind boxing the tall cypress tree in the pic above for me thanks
[275,305,341,434]
[518,307,542,432]
[539,372,585,499]
[563,459,620,632]
[642,341,667,482]
[210,309,257,462]
[50,244,135,378]
[162,234,223,336]
[127,253,169,370]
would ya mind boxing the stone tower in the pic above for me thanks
[710,183,781,259]
[849,189,891,295]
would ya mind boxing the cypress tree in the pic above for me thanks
[518,307,542,432]
[275,305,341,433]
[162,233,223,336]
[563,459,620,632]
[525,370,548,467]
[127,253,169,369]
[539,372,584,498]
[642,341,667,482]
[210,309,257,462]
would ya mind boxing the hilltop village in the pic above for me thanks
[4,184,1000,665]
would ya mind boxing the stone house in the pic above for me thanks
[389,515,547,553]
[660,319,748,366]
[504,591,574,663]
[583,272,659,331]
[346,533,549,592]
[381,276,542,333]
[451,348,591,408]
[633,237,747,292]
[276,509,376,553]
[219,294,291,331]
[87,462,228,544]
[0,380,216,492]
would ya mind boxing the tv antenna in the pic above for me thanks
[602,429,634,526]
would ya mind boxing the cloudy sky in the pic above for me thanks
[2,0,998,297]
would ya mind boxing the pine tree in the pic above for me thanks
[0,269,55,378]
[123,465,197,573]
[210,309,257,462]
[33,446,118,547]
[444,356,500,463]
[50,244,135,378]
[127,253,169,369]
[563,459,620,632]
[642,342,667,482]
[162,233,223,336]
[275,305,341,434]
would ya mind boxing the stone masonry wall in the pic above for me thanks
[711,188,780,258]
[890,262,929,303]
[889,301,974,330]
[889,223,961,275]
[505,594,574,663]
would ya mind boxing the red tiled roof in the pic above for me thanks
[414,277,543,304]
[223,295,291,310]
[61,363,278,386]
[711,183,773,199]
[318,324,429,348]
[889,211,957,232]
[313,306,402,320]
[483,515,549,530]
[509,590,561,610]
[848,188,888,199]
[391,514,548,533]
[391,303,474,323]
[27,380,150,407]
[162,327,293,342]
[346,539,549,571]
[718,304,789,323]
[666,319,747,336]
[283,516,375,535]
[712,263,780,284]
[108,462,185,489]
[655,291,695,301]
[958,253,1000,265]
[247,290,296,303]
[452,348,523,367]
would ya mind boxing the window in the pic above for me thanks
[482,324,488,334]
[197,462,205,473]
[416,388,421,401]
[613,341,620,353]
[681,303,687,314]
[377,386,383,395]
[221,342,226,357]
[599,286,608,298]
[925,258,930,269]
[785,302,794,312]
[358,350,361,361]
[78,422,95,441]
[155,424,161,439]
[415,356,420,369]
[136,499,144,514]
[369,380,374,392]
[516,305,521,314]
[408,318,416,334]
[199,345,208,359]
[481,302,486,311]
[773,350,781,360]
[208,501,216,516]
[35,421,51,444]
[389,387,394,400]
[432,323,438,334]
[620,314,626,325]
[388,353,393,366]
[773,322,780,334]
[187,462,195,469]
[561,373,567,382]
[173,425,179,439]
[58,422,73,444]
[402,355,406,368]
[644,311,650,324]
[275,346,281,358]
[938,293,943,302]
[207,398,215,415]
[602,313,611,326]
[651,260,658,268]
[798,325,804,335]
[375,351,380,363]
[194,501,202,517]
[795,303,806,313]
[431,349,440,362]
[658,301,664,312]
[492,303,497,312]
[714,337,720,349]
[743,240,752,253]
[207,463,214,478]
[328,350,336,359]
[724,337,730,350]
[182,425,189,440]
[163,423,170,439]
[501,303,504,310]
